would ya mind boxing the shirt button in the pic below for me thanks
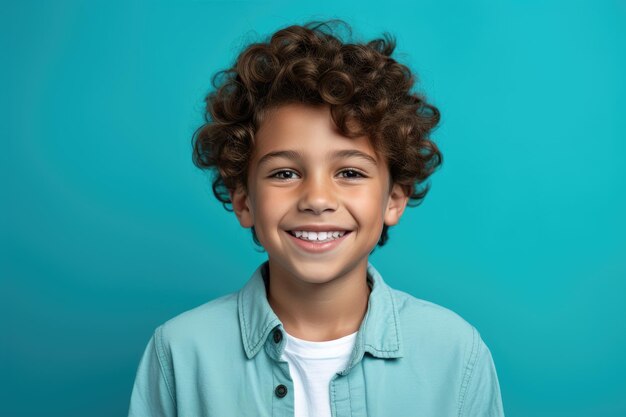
[275,384,288,398]
[273,329,282,343]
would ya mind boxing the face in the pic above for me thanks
[231,103,409,287]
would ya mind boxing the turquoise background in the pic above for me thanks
[3,1,625,416]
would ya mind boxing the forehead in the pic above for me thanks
[252,103,379,162]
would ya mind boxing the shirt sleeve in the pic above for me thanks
[128,326,177,417]
[459,332,505,417]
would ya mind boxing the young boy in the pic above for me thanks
[128,20,504,417]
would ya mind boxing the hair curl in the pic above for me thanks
[192,19,442,251]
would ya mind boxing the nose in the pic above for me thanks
[297,173,339,214]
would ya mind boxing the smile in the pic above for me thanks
[285,230,352,253]
[288,230,347,242]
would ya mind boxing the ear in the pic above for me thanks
[230,185,254,228]
[383,183,410,227]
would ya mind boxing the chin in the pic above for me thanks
[291,266,348,285]
[301,275,337,285]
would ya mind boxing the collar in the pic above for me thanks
[237,260,404,367]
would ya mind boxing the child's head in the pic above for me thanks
[192,19,441,252]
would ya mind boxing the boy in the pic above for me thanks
[128,20,505,417]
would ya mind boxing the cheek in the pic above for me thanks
[350,183,386,207]
[254,192,289,228]
[345,190,386,225]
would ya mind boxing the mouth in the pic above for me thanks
[284,230,353,253]
[287,230,350,242]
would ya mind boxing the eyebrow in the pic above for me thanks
[257,149,378,168]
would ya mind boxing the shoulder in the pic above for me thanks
[387,287,495,400]
[390,287,480,355]
[156,291,240,351]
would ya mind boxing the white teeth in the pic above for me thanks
[290,230,347,242]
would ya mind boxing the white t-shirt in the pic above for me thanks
[281,330,358,417]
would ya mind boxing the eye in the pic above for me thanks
[338,169,366,179]
[269,170,300,180]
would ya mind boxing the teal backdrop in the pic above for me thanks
[4,1,625,416]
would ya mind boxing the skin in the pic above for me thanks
[231,103,409,342]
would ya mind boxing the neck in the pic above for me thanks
[265,260,371,342]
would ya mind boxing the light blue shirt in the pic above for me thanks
[128,261,505,416]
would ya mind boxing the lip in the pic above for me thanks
[287,225,351,233]
[285,230,352,254]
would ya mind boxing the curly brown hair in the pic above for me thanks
[191,19,442,251]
